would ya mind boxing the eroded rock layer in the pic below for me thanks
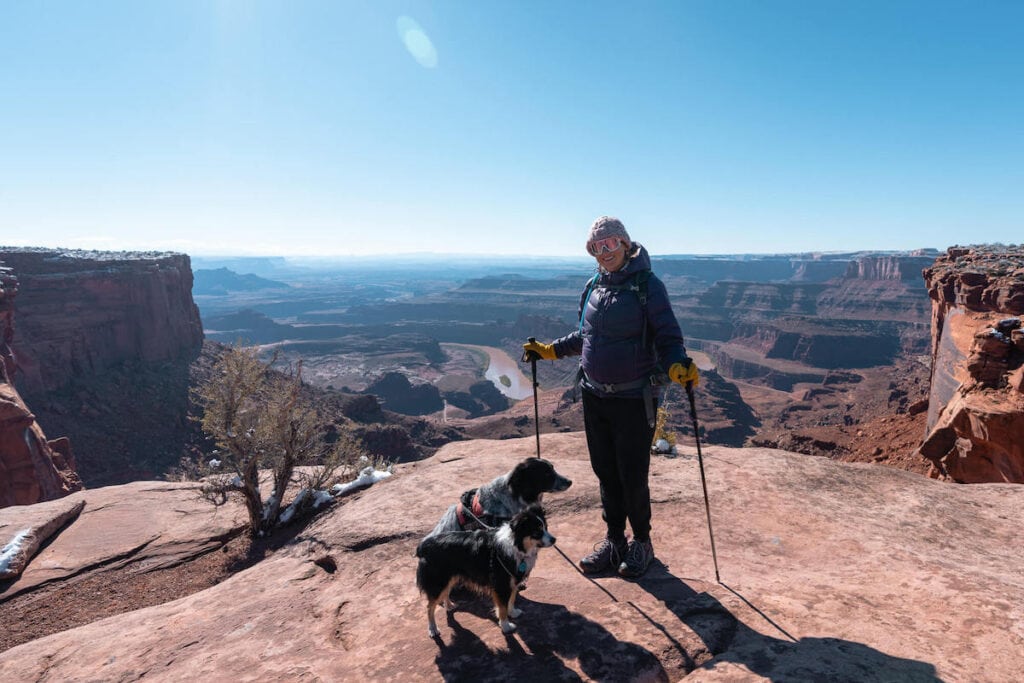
[917,245,1024,482]
[0,261,82,507]
[0,248,204,489]
[0,248,203,396]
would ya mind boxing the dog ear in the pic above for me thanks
[509,458,554,501]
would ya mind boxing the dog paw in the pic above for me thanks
[500,620,518,634]
[517,581,527,591]
[509,607,522,618]
[428,625,440,638]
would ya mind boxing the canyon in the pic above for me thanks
[3,244,1023,505]
[196,250,940,458]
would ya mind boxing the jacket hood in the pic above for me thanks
[603,243,651,282]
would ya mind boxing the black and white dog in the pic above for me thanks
[427,457,572,538]
[415,504,555,637]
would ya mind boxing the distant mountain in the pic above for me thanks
[193,268,290,295]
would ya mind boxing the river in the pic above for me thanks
[447,344,535,400]
[449,345,712,402]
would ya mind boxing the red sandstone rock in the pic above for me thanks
[0,261,81,507]
[1,434,1021,681]
[0,380,82,506]
[919,246,1024,482]
[0,496,84,579]
[0,249,203,396]
[0,480,247,598]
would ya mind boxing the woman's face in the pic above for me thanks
[591,239,628,272]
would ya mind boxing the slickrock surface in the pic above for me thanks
[2,432,1021,681]
[0,496,84,579]
[0,481,247,598]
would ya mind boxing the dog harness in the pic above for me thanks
[455,490,486,528]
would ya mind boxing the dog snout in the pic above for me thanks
[542,531,556,547]
[554,475,572,491]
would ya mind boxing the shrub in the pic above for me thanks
[189,346,370,537]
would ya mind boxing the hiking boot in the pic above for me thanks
[579,537,628,574]
[618,539,654,579]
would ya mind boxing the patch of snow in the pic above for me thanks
[331,466,392,496]
[261,494,278,522]
[312,490,334,509]
[278,489,309,525]
[652,439,677,456]
[0,529,31,574]
[209,458,222,468]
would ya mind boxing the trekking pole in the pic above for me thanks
[521,337,542,459]
[686,382,720,583]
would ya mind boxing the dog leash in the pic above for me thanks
[460,505,494,530]
[491,548,529,582]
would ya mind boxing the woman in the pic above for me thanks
[523,216,698,578]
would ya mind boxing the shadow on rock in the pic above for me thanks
[635,566,943,682]
[434,596,665,682]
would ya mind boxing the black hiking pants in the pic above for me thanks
[582,389,656,543]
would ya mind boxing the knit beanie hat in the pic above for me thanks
[588,216,631,247]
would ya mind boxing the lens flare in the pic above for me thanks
[396,16,438,69]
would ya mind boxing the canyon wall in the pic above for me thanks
[0,248,205,489]
[917,246,1024,482]
[674,253,934,392]
[0,249,204,397]
[0,260,82,507]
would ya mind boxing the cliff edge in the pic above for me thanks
[0,248,203,397]
[918,245,1024,482]
[0,248,205,487]
[0,261,81,507]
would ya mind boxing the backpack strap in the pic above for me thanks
[634,270,652,349]
[578,273,600,335]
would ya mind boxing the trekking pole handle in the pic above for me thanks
[521,337,538,363]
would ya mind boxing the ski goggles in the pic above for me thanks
[586,237,624,256]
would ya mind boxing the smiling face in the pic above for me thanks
[593,240,628,272]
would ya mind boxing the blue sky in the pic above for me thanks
[1,1,1021,257]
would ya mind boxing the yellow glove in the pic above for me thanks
[522,339,557,361]
[669,360,699,387]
